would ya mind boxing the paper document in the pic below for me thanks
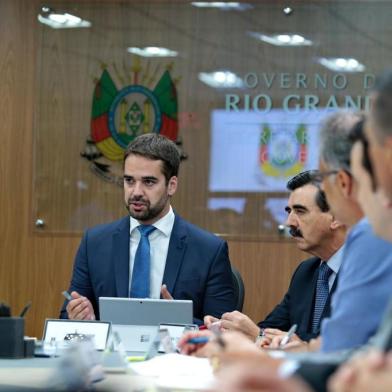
[128,353,215,390]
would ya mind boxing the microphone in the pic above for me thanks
[0,302,11,317]
[19,301,32,317]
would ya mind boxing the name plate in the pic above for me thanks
[43,319,111,350]
[158,323,198,352]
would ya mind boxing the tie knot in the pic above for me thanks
[319,262,333,280]
[137,225,156,237]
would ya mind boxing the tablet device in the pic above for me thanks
[99,297,193,353]
[99,297,193,325]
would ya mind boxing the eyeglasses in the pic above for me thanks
[309,170,339,183]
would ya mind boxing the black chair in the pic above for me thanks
[231,265,245,311]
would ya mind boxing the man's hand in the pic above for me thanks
[66,291,95,320]
[204,315,220,328]
[258,328,319,353]
[268,335,319,353]
[220,311,260,340]
[178,330,261,359]
[267,332,305,351]
[161,284,173,299]
[177,330,215,357]
[256,328,284,348]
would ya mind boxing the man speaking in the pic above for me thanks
[60,133,235,323]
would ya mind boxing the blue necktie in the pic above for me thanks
[130,225,156,298]
[312,262,333,333]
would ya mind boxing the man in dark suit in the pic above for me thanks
[204,171,346,344]
[60,133,235,323]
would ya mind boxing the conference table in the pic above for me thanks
[0,351,215,392]
[0,356,161,391]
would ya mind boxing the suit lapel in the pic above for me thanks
[162,215,187,294]
[112,217,131,298]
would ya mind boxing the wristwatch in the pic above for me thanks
[255,328,266,343]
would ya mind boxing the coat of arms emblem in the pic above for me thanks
[82,60,183,184]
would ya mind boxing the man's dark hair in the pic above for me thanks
[372,70,392,140]
[124,133,181,182]
[286,170,330,212]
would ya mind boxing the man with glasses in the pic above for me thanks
[311,111,392,353]
[225,113,382,352]
[222,112,392,353]
[274,112,392,392]
[327,71,392,392]
[207,111,392,392]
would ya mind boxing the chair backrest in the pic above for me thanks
[231,265,245,312]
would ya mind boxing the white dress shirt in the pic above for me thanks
[129,206,175,298]
[325,244,345,291]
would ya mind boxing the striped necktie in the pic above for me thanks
[312,262,333,333]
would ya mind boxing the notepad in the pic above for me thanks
[129,353,215,390]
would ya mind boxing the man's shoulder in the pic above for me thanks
[174,214,225,245]
[348,217,370,238]
[348,217,392,252]
[85,216,129,238]
[293,256,321,275]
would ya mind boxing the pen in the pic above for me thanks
[62,291,72,301]
[279,324,298,348]
[187,336,210,345]
[186,333,226,350]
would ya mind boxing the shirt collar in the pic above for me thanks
[129,206,175,237]
[325,244,345,274]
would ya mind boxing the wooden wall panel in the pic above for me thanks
[229,241,305,323]
[0,0,309,338]
[0,0,81,336]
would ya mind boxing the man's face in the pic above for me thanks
[366,119,392,203]
[123,154,177,224]
[285,184,334,256]
[351,141,392,241]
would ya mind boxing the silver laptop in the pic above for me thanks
[99,297,193,353]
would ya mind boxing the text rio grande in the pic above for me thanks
[225,72,374,113]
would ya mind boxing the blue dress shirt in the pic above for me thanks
[321,218,392,352]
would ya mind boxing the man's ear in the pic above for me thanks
[167,176,178,196]
[330,218,345,231]
[336,170,353,198]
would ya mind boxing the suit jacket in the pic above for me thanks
[258,257,338,341]
[60,214,236,323]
